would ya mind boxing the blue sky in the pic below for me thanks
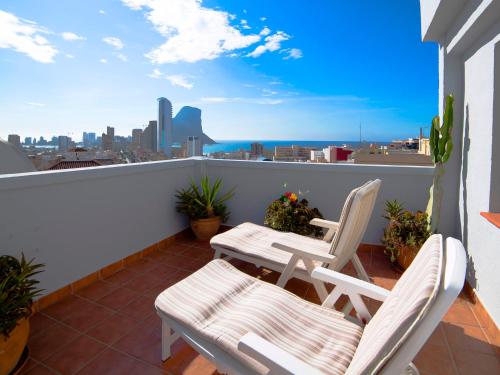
[0,0,438,142]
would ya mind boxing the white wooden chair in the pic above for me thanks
[210,179,381,302]
[155,234,466,374]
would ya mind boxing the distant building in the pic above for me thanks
[186,136,202,157]
[131,129,142,148]
[323,146,353,163]
[141,120,158,152]
[48,160,101,170]
[310,150,324,162]
[7,134,21,148]
[419,138,431,156]
[83,132,96,147]
[250,142,264,157]
[58,136,70,151]
[24,137,32,145]
[274,145,315,162]
[102,126,114,151]
[158,97,173,157]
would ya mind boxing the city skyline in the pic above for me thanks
[0,1,437,141]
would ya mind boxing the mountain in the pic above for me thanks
[172,106,215,145]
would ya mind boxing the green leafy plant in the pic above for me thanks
[0,254,44,337]
[264,191,324,237]
[382,200,431,263]
[175,176,235,222]
[426,94,454,233]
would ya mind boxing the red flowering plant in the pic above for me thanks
[265,187,323,237]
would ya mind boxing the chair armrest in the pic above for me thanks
[312,267,389,301]
[310,218,340,230]
[271,242,335,264]
[238,332,323,375]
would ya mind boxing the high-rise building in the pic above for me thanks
[83,132,96,147]
[141,121,157,152]
[58,136,70,151]
[250,142,264,157]
[24,137,32,145]
[186,136,202,157]
[7,134,21,148]
[102,126,114,150]
[274,145,315,162]
[158,97,173,157]
[131,129,142,148]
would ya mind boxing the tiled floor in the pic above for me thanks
[22,234,499,375]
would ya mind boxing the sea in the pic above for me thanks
[203,140,388,154]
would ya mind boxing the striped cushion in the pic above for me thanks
[210,222,332,271]
[156,259,363,374]
[346,234,443,374]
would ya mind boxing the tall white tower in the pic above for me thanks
[157,97,173,157]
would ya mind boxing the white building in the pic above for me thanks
[158,97,173,157]
[421,0,500,324]
[186,136,202,157]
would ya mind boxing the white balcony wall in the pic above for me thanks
[0,160,195,295]
[204,159,434,244]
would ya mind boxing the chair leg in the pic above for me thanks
[352,253,370,282]
[402,362,419,375]
[214,249,221,259]
[161,320,172,361]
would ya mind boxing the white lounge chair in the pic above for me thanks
[155,234,466,375]
[210,179,381,302]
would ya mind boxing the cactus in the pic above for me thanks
[426,94,454,233]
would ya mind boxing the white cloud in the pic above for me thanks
[102,36,124,50]
[65,53,74,59]
[99,10,106,15]
[262,88,278,96]
[282,48,303,60]
[99,58,108,63]
[269,80,282,85]
[260,17,267,21]
[115,53,128,61]
[247,31,289,58]
[121,0,261,63]
[61,32,86,41]
[165,74,193,89]
[259,27,271,36]
[240,19,251,29]
[148,68,163,78]
[0,10,58,63]
[26,102,44,107]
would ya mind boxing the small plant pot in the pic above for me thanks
[396,245,419,270]
[190,216,221,240]
[0,318,30,375]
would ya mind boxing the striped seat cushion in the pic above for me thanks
[156,259,363,374]
[210,222,333,271]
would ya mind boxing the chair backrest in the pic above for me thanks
[327,179,381,269]
[346,235,466,374]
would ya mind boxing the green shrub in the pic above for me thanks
[264,192,323,237]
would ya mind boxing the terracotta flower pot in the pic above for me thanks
[190,216,221,240]
[0,318,30,375]
[396,244,419,270]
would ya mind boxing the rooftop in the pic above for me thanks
[22,232,498,375]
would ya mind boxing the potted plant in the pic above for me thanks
[0,254,44,375]
[176,176,235,240]
[264,191,324,237]
[382,200,431,270]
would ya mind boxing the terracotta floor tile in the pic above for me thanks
[443,300,480,327]
[161,243,192,254]
[122,273,164,294]
[414,342,457,375]
[44,335,106,374]
[75,280,118,302]
[178,245,208,258]
[111,320,162,367]
[443,323,498,355]
[61,302,115,332]
[102,268,140,286]
[86,313,140,345]
[178,353,220,375]
[125,258,159,274]
[76,348,162,375]
[159,338,204,373]
[150,263,179,278]
[159,254,193,268]
[29,322,80,361]
[42,295,93,321]
[29,313,57,337]
[19,357,40,374]
[21,364,55,375]
[119,295,156,321]
[452,350,500,375]
[95,287,139,311]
